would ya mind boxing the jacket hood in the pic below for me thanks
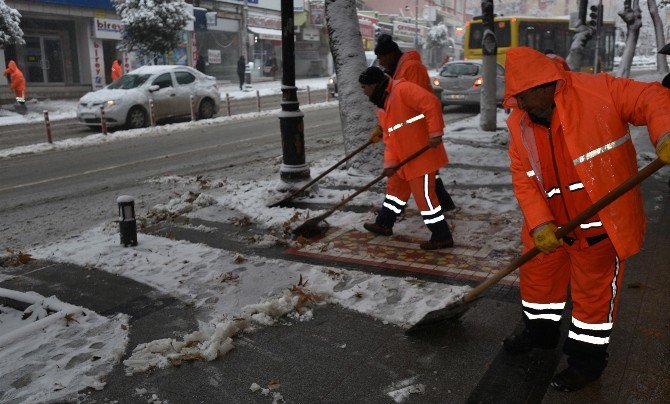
[503,47,565,108]
[5,60,18,73]
[400,50,422,64]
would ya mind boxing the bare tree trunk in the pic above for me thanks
[480,0,497,132]
[647,0,669,74]
[616,0,643,78]
[566,0,592,71]
[325,0,380,174]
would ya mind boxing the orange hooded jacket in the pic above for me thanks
[504,47,670,260]
[3,61,26,98]
[111,60,123,81]
[392,50,433,93]
[377,79,448,180]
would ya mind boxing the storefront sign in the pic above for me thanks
[88,38,106,90]
[302,28,320,42]
[309,1,324,27]
[358,15,376,40]
[248,14,281,30]
[93,18,123,40]
[208,49,222,64]
[32,0,113,9]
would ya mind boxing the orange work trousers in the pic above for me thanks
[519,236,624,376]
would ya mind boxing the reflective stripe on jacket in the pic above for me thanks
[377,79,447,180]
[504,47,670,259]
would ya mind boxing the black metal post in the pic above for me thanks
[278,0,310,181]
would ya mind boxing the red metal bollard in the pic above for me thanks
[307,85,311,104]
[226,93,231,116]
[190,95,196,121]
[256,90,261,112]
[44,110,52,144]
[149,99,156,127]
[100,106,108,135]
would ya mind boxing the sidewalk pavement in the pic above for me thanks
[1,168,668,402]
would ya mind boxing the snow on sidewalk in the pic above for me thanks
[0,289,128,403]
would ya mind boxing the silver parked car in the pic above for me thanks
[432,60,505,107]
[77,65,220,129]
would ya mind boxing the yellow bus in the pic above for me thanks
[464,16,615,71]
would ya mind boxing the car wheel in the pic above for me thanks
[87,125,99,131]
[126,106,148,129]
[198,98,215,120]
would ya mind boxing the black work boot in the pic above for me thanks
[550,367,600,392]
[420,220,454,250]
[435,176,456,212]
[503,322,560,354]
[364,207,398,237]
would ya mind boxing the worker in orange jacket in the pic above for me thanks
[110,59,123,82]
[370,34,456,213]
[3,60,26,104]
[359,66,453,250]
[503,47,670,392]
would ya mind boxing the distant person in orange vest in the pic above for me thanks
[373,34,457,214]
[111,59,123,82]
[359,66,454,250]
[3,60,26,106]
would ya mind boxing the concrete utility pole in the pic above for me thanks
[415,0,419,49]
[480,0,497,131]
[278,0,310,182]
[242,0,249,60]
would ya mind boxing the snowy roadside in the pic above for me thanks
[0,76,330,128]
[5,105,668,401]
[23,110,516,381]
[0,101,338,159]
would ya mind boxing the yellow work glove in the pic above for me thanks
[532,222,563,254]
[369,126,383,143]
[657,136,670,164]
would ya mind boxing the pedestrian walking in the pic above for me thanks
[195,55,206,74]
[111,59,123,82]
[237,56,246,90]
[3,60,26,113]
[502,47,670,392]
[372,34,457,215]
[359,66,454,250]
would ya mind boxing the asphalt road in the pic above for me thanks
[0,104,476,249]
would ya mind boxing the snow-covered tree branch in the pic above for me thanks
[112,0,193,57]
[0,0,24,47]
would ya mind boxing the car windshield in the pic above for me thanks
[107,74,151,89]
[441,63,480,76]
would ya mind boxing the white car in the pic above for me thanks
[77,65,220,129]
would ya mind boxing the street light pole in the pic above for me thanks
[243,0,249,61]
[278,0,309,182]
[414,0,419,49]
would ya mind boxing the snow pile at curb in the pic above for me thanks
[30,227,469,374]
[0,289,128,403]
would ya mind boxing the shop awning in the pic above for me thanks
[248,26,282,41]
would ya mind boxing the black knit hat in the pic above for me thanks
[374,34,401,56]
[359,66,387,84]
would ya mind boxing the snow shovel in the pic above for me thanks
[268,139,375,208]
[292,144,432,238]
[406,157,667,335]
